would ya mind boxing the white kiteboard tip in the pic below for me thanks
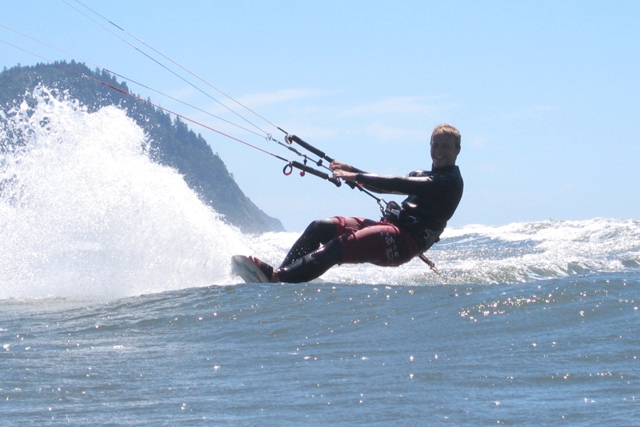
[231,255,269,283]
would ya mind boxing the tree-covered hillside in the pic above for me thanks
[0,61,284,233]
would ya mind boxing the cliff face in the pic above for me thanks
[0,61,284,233]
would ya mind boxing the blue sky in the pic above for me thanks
[2,0,639,232]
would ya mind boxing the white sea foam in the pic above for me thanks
[0,87,248,300]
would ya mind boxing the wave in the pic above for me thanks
[426,218,640,285]
[1,88,638,300]
[0,87,249,300]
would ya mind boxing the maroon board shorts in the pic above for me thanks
[331,216,420,266]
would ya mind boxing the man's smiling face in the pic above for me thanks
[430,133,460,168]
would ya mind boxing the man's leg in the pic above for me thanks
[338,221,420,266]
[275,238,343,283]
[249,216,398,283]
[275,220,420,283]
[279,218,338,268]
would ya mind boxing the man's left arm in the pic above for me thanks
[352,173,437,196]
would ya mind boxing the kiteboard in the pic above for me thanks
[231,255,269,283]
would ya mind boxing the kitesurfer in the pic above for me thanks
[246,123,463,283]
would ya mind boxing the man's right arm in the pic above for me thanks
[330,161,368,183]
[330,161,367,174]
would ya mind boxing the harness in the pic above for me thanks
[382,201,442,275]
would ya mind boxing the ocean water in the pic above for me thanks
[1,90,639,426]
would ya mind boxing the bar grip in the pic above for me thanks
[286,135,335,162]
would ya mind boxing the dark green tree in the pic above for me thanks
[0,61,284,233]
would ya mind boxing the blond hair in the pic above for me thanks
[431,124,461,149]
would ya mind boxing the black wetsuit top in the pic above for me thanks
[355,165,464,236]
